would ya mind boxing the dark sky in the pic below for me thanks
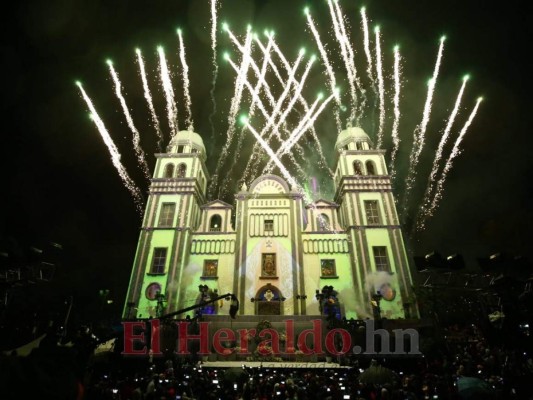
[1,0,532,319]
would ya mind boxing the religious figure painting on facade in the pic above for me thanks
[203,259,218,277]
[262,253,276,276]
[321,259,336,277]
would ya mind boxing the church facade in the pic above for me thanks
[124,127,417,320]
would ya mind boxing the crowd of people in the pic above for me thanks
[1,317,532,399]
[83,322,532,400]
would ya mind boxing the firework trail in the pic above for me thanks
[260,46,305,131]
[374,26,386,149]
[305,8,341,132]
[107,60,151,181]
[268,37,317,152]
[208,0,220,143]
[245,49,307,179]
[254,33,284,87]
[415,75,469,230]
[265,32,334,177]
[227,31,278,120]
[389,45,402,179]
[239,34,286,182]
[261,96,322,175]
[420,97,483,229]
[361,7,376,91]
[271,55,316,142]
[332,0,366,122]
[210,27,253,199]
[239,36,302,184]
[327,0,358,126]
[263,92,336,174]
[243,119,328,225]
[224,55,307,181]
[249,36,274,116]
[157,46,179,136]
[243,119,309,202]
[135,48,164,152]
[227,34,278,180]
[402,36,446,219]
[361,6,379,140]
[76,82,143,211]
[276,95,322,160]
[177,29,194,130]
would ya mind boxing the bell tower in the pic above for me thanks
[333,127,417,318]
[123,130,209,318]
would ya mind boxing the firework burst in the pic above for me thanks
[76,1,482,236]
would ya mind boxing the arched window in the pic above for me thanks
[366,160,376,175]
[177,163,187,178]
[353,160,363,175]
[209,214,222,232]
[317,213,330,231]
[164,163,174,178]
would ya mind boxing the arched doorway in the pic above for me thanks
[253,284,285,315]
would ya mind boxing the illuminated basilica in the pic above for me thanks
[124,127,417,320]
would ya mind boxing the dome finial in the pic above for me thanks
[346,120,353,128]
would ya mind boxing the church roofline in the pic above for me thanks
[305,199,339,208]
[201,199,233,209]
[248,174,290,193]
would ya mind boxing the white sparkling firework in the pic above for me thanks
[305,9,341,132]
[264,92,336,173]
[243,50,308,182]
[208,0,220,141]
[225,57,294,156]
[361,7,376,91]
[228,37,275,180]
[262,46,304,130]
[157,46,179,136]
[333,0,366,121]
[389,45,402,179]
[107,61,151,180]
[226,31,278,129]
[248,48,306,149]
[244,119,311,203]
[136,48,164,151]
[266,34,333,177]
[244,121,329,224]
[210,27,253,198]
[249,36,274,116]
[402,37,446,216]
[271,55,316,139]
[327,0,358,126]
[76,82,143,211]
[77,4,485,230]
[374,26,386,149]
[416,75,469,229]
[177,29,194,130]
[422,97,483,227]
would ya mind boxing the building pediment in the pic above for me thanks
[201,199,233,209]
[306,199,339,209]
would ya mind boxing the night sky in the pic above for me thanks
[2,0,532,321]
